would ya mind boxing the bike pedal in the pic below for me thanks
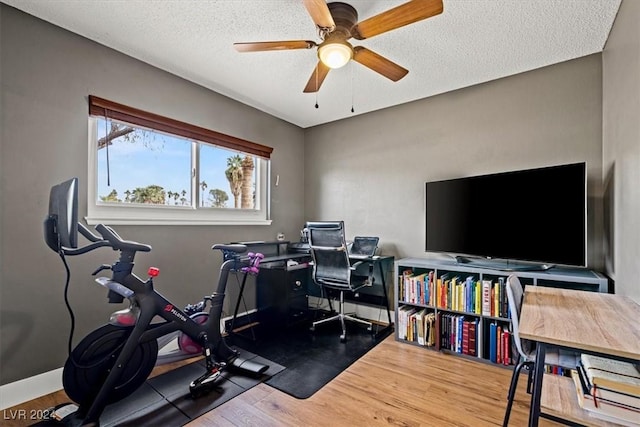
[46,403,78,422]
[202,369,221,384]
[189,369,222,398]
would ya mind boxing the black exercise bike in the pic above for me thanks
[44,178,268,426]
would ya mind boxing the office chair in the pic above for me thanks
[502,274,578,427]
[306,221,373,342]
[349,236,379,258]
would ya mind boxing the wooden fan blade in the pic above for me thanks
[303,0,336,31]
[352,46,408,81]
[303,61,331,93]
[352,0,443,40]
[234,40,316,52]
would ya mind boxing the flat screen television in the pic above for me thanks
[44,177,79,252]
[425,162,586,268]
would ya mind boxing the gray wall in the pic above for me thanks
[4,1,639,386]
[602,0,640,301]
[305,55,605,270]
[0,5,305,384]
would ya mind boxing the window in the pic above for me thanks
[87,96,273,225]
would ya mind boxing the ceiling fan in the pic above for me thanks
[233,0,443,93]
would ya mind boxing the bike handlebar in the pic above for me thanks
[78,223,102,242]
[95,224,151,253]
[60,223,151,257]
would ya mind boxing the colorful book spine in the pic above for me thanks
[435,311,442,351]
[489,322,497,363]
[462,319,470,355]
[457,315,463,353]
[502,329,511,365]
[495,278,501,317]
[482,280,491,316]
[464,276,472,312]
[498,277,507,318]
[468,319,478,357]
[496,325,503,364]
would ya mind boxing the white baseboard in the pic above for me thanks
[0,368,63,410]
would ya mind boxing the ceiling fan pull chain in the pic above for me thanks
[351,63,355,113]
[315,63,319,109]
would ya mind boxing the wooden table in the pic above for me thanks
[519,286,640,426]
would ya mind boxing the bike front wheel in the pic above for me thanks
[63,324,158,406]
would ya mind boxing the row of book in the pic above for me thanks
[397,307,436,346]
[572,353,640,426]
[440,313,480,357]
[488,321,512,365]
[396,305,513,365]
[399,270,511,318]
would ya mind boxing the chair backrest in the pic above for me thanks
[306,221,353,290]
[349,236,379,257]
[506,274,536,360]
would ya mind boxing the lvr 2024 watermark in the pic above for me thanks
[3,408,53,420]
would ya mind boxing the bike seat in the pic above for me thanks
[211,244,247,253]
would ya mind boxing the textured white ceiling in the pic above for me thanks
[2,0,621,128]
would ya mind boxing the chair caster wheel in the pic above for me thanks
[340,334,346,343]
[367,326,372,331]
[309,325,315,332]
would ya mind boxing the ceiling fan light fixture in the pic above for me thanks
[235,0,444,92]
[318,41,352,69]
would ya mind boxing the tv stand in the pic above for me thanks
[454,255,554,272]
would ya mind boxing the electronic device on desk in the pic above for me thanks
[348,236,379,259]
[288,226,310,254]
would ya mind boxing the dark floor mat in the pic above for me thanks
[230,318,393,399]
[106,349,283,426]
[32,348,283,427]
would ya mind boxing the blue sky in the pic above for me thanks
[96,119,240,205]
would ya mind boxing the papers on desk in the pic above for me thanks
[286,259,308,271]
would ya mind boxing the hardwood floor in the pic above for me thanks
[2,336,559,426]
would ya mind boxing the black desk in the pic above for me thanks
[255,253,312,330]
[227,244,393,336]
[229,240,291,257]
[345,255,394,325]
[227,242,310,338]
[351,255,394,325]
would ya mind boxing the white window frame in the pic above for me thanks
[86,117,272,226]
